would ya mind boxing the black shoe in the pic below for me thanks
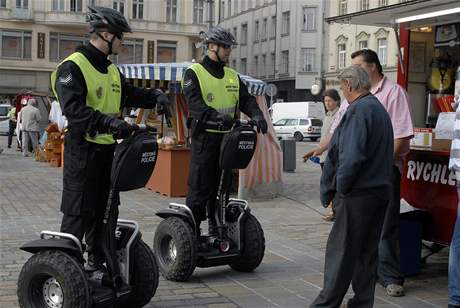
[7,145,11,148]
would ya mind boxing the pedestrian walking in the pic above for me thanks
[20,98,41,157]
[7,104,17,148]
[310,65,394,308]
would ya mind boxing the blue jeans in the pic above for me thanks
[449,185,460,306]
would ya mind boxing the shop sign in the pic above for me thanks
[37,32,45,59]
[148,41,155,63]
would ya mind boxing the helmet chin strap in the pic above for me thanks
[211,45,225,64]
[96,32,118,55]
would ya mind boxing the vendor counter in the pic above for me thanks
[401,147,458,245]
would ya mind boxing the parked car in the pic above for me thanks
[0,104,12,135]
[273,118,323,141]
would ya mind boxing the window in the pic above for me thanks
[338,43,346,69]
[157,41,177,62]
[241,23,247,45]
[311,119,323,126]
[301,48,315,72]
[232,26,237,42]
[113,1,125,15]
[339,0,347,15]
[52,0,64,11]
[261,54,266,77]
[241,58,247,74]
[275,119,287,126]
[220,0,224,19]
[261,18,267,40]
[0,0,6,8]
[360,0,369,10]
[358,40,368,49]
[110,38,143,64]
[133,0,143,19]
[300,119,309,126]
[285,119,298,126]
[270,52,275,75]
[1,30,31,59]
[254,55,258,76]
[378,38,387,65]
[254,20,259,42]
[227,0,231,17]
[70,0,82,12]
[303,7,316,31]
[270,16,276,38]
[379,0,388,6]
[50,32,87,62]
[16,0,28,8]
[281,11,289,35]
[281,50,289,74]
[193,0,204,24]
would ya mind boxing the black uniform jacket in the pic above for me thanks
[182,55,263,126]
[54,43,162,136]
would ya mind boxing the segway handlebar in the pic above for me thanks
[203,119,258,131]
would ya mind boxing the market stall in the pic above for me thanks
[326,0,460,245]
[118,62,283,198]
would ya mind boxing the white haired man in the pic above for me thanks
[311,65,394,308]
[20,98,41,157]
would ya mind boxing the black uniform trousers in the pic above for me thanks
[8,120,16,147]
[311,189,388,308]
[186,132,224,224]
[60,134,117,267]
[378,166,404,286]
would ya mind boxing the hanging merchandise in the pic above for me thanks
[428,57,455,94]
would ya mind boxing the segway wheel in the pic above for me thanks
[17,250,90,308]
[117,238,159,308]
[229,214,265,272]
[153,217,197,282]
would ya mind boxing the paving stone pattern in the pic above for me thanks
[0,137,449,307]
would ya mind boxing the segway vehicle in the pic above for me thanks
[153,119,265,281]
[17,124,159,308]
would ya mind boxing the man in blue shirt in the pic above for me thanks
[311,65,394,308]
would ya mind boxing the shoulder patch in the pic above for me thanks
[58,74,72,85]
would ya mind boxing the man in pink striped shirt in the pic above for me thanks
[305,49,413,297]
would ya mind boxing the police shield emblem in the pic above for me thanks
[96,86,103,99]
[207,92,214,103]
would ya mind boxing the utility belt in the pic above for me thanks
[187,117,231,137]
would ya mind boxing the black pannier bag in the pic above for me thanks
[111,130,158,191]
[220,125,257,170]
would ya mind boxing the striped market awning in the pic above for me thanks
[118,62,266,96]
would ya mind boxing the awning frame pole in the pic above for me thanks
[394,24,405,75]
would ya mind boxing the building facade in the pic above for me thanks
[216,0,326,102]
[324,0,403,91]
[0,0,207,97]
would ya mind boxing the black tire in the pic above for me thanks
[230,214,265,272]
[118,239,159,308]
[294,132,303,142]
[310,137,318,141]
[17,250,91,308]
[153,217,197,281]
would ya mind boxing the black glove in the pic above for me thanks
[252,114,268,134]
[107,118,135,139]
[215,113,234,130]
[151,89,170,115]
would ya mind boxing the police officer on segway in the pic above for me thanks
[183,27,268,236]
[51,6,170,276]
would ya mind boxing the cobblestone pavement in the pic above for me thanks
[0,136,449,307]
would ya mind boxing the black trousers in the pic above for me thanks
[60,136,116,266]
[8,120,16,147]
[311,190,388,308]
[186,132,224,224]
[378,166,404,286]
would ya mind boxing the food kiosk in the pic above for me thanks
[118,62,283,198]
[326,0,460,246]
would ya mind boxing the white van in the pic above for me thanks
[270,101,324,123]
[273,117,323,141]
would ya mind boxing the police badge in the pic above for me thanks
[96,86,103,99]
[207,92,214,102]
